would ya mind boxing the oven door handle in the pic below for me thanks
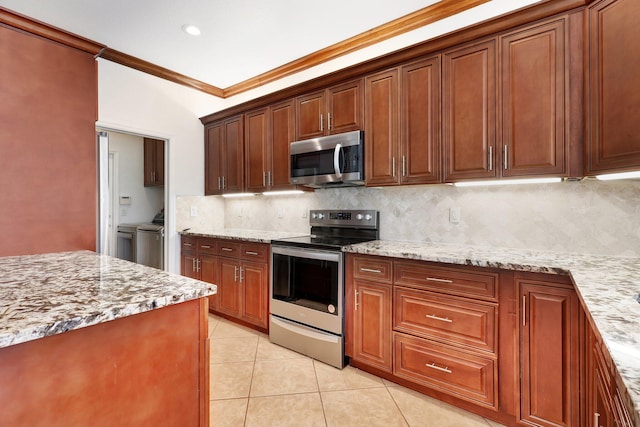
[333,143,343,179]
[272,245,341,262]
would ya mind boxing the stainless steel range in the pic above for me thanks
[269,209,379,368]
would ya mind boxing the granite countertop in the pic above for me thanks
[179,228,308,243]
[343,240,640,425]
[0,251,216,349]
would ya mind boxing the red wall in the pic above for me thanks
[0,25,98,256]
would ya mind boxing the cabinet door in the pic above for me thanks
[205,123,224,195]
[327,79,362,135]
[519,276,580,427]
[245,108,269,192]
[401,57,441,184]
[365,68,400,186]
[270,99,296,190]
[501,19,567,177]
[351,280,393,372]
[223,115,244,193]
[143,138,164,186]
[200,253,218,312]
[586,0,640,174]
[217,258,241,317]
[443,39,497,182]
[296,90,325,140]
[181,251,199,280]
[241,260,268,329]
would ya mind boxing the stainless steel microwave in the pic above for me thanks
[289,130,364,188]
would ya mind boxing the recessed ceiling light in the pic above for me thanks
[181,24,201,36]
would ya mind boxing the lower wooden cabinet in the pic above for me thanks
[181,236,269,331]
[517,273,582,427]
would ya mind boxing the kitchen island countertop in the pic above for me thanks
[343,240,640,426]
[179,228,308,243]
[0,250,216,349]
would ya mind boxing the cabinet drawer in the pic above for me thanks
[394,261,498,301]
[217,241,241,257]
[181,236,197,252]
[394,333,496,407]
[197,238,217,254]
[394,287,497,353]
[242,243,269,262]
[352,256,393,283]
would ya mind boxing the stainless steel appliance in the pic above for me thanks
[116,223,141,262]
[270,209,379,368]
[136,223,164,270]
[290,130,364,188]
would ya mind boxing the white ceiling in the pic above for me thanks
[0,0,449,88]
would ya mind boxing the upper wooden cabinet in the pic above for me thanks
[444,15,578,183]
[500,18,569,178]
[296,79,363,140]
[205,115,244,195]
[586,0,640,175]
[443,39,497,182]
[245,99,302,193]
[143,137,164,187]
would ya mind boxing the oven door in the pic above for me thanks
[270,245,343,335]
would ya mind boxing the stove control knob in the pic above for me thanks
[364,214,372,221]
[311,213,317,219]
[356,214,363,220]
[317,213,325,220]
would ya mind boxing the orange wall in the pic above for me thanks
[0,25,98,256]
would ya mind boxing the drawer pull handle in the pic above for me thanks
[425,362,452,374]
[426,277,453,283]
[184,243,193,247]
[201,245,212,249]
[426,314,453,323]
[221,247,233,252]
[245,251,259,256]
[360,267,382,274]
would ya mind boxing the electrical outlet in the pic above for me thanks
[301,209,308,218]
[190,205,198,217]
[277,208,284,218]
[449,207,461,224]
[237,207,243,217]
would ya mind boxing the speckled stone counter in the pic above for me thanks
[179,228,308,243]
[343,240,640,425]
[0,250,216,348]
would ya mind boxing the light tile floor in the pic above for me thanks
[208,315,506,427]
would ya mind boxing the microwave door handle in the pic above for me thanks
[333,143,343,179]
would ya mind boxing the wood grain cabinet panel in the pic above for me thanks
[586,0,640,174]
[518,273,580,427]
[443,39,497,182]
[500,18,567,178]
[244,107,270,192]
[143,137,164,186]
[205,115,244,195]
[270,99,297,190]
[365,68,400,186]
[394,333,497,408]
[394,287,497,353]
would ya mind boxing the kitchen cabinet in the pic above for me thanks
[364,68,400,186]
[180,236,217,310]
[205,115,244,195]
[500,17,569,178]
[517,272,581,427]
[587,324,634,427]
[296,79,362,140]
[346,254,393,373]
[244,99,302,192]
[586,0,640,175]
[443,38,497,182]
[182,236,269,331]
[401,56,442,184]
[143,137,164,186]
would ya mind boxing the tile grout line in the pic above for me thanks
[312,360,330,427]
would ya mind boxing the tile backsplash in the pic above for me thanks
[177,179,640,257]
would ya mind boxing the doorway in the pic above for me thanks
[97,129,167,269]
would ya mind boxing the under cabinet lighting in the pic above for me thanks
[262,190,304,196]
[595,171,640,181]
[221,193,256,198]
[454,177,562,187]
